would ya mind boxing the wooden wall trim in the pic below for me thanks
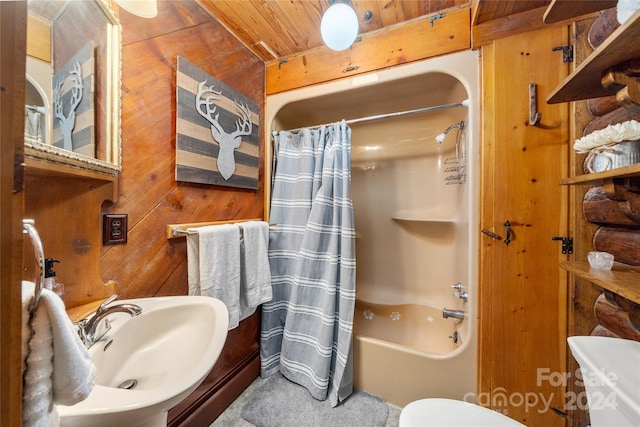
[266,6,470,95]
[472,6,588,48]
[477,40,496,401]
[0,2,27,426]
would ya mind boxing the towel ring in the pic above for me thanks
[23,219,45,312]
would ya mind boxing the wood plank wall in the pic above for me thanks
[568,10,640,426]
[101,0,266,300]
[111,4,267,422]
[1,3,27,426]
[23,2,266,423]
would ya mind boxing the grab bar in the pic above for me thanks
[23,219,45,312]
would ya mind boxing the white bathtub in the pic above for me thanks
[266,50,479,408]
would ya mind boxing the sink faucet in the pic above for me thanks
[76,294,142,348]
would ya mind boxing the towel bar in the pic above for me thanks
[166,218,267,239]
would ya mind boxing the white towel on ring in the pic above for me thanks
[22,283,95,427]
[22,281,35,374]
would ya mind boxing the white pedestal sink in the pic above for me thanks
[58,296,229,427]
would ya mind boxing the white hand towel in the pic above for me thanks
[188,224,242,329]
[239,221,272,322]
[44,289,96,405]
[22,281,35,373]
[22,281,51,427]
[23,287,95,427]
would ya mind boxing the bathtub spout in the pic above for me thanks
[442,308,465,321]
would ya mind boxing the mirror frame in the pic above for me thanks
[24,0,122,176]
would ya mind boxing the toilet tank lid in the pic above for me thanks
[568,336,640,423]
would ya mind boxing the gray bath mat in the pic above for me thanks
[241,373,389,427]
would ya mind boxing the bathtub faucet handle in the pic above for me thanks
[450,283,468,302]
[455,291,469,302]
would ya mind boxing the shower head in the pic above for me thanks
[435,121,465,144]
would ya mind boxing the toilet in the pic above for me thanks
[567,336,640,427]
[399,398,525,426]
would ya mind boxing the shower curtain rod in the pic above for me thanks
[277,99,469,134]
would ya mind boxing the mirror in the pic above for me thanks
[25,0,121,175]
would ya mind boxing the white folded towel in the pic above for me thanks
[187,224,242,329]
[238,221,272,322]
[22,285,96,427]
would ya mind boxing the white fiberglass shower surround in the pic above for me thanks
[266,50,479,407]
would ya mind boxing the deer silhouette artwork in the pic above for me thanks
[195,80,253,180]
[53,61,84,151]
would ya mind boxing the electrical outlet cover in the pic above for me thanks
[103,214,127,245]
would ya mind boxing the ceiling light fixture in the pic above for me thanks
[114,0,158,18]
[321,2,359,51]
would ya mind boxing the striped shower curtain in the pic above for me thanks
[262,120,356,407]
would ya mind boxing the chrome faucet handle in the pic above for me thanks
[450,283,468,302]
[454,291,469,302]
[91,318,113,345]
[450,282,463,291]
[74,320,88,341]
[97,294,119,313]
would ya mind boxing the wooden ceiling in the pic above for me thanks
[29,0,560,63]
[197,0,553,62]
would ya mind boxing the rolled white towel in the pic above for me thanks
[22,281,35,373]
[23,288,54,427]
[23,287,95,427]
[617,0,640,24]
[42,289,96,405]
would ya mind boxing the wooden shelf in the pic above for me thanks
[560,163,640,185]
[543,0,617,24]
[547,8,640,104]
[25,157,117,182]
[560,261,640,304]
